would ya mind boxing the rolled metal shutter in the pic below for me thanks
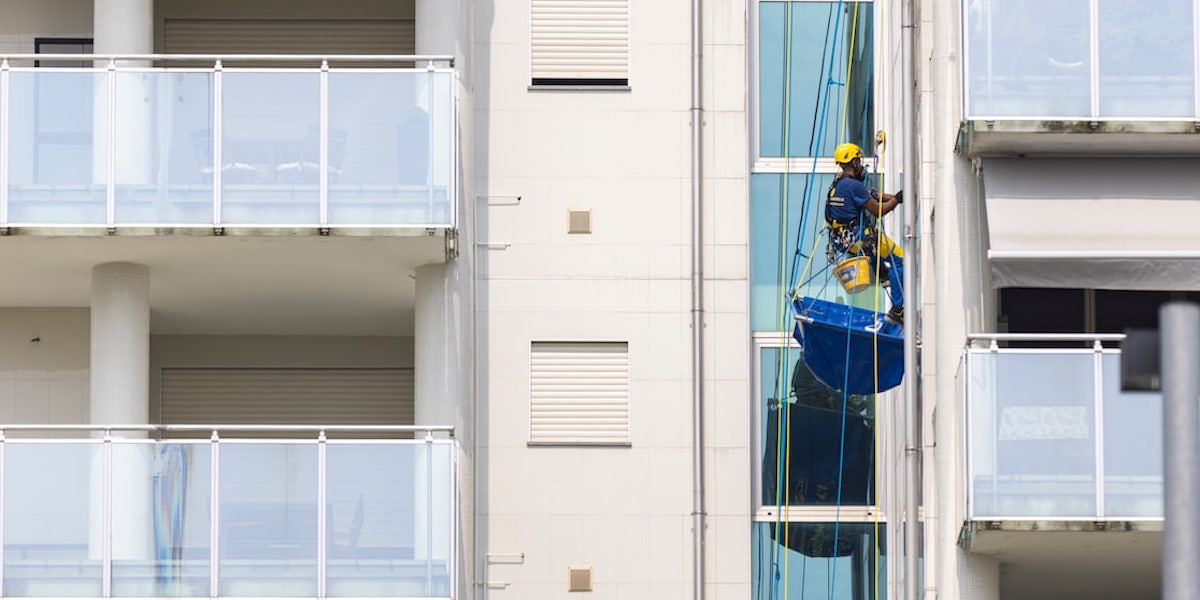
[160,367,414,432]
[162,19,416,56]
[531,0,629,85]
[529,341,630,444]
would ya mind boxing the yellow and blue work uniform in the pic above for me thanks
[825,175,905,310]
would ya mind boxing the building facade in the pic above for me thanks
[0,0,1186,599]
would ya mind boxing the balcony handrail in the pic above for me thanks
[0,423,454,435]
[0,53,455,66]
[968,332,1126,344]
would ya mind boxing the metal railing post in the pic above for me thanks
[210,430,220,598]
[319,61,330,229]
[1,58,8,229]
[317,430,328,599]
[212,60,223,229]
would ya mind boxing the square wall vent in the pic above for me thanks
[568,209,592,234]
[568,565,592,592]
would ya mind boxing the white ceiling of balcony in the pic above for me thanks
[0,234,445,336]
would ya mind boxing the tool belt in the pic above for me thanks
[825,218,877,264]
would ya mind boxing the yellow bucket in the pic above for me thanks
[834,256,872,294]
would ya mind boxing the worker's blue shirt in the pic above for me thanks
[825,176,873,224]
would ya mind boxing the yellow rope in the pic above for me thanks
[774,1,797,592]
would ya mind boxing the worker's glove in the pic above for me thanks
[894,190,904,204]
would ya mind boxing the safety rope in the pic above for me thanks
[766,0,898,599]
[770,0,862,598]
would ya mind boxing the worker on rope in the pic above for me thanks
[825,142,905,325]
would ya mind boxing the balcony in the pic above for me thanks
[0,55,456,231]
[0,425,456,599]
[964,334,1162,521]
[961,0,1200,156]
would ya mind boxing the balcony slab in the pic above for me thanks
[958,120,1200,157]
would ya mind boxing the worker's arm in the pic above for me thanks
[862,190,902,218]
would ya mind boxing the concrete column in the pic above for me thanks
[91,262,150,425]
[93,0,154,187]
[413,263,454,567]
[415,0,457,56]
[89,262,152,561]
[94,0,152,56]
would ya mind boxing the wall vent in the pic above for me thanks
[568,565,592,592]
[568,209,592,234]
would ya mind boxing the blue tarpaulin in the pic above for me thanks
[792,296,904,394]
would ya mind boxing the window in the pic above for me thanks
[752,2,886,596]
[30,38,95,188]
[530,0,630,87]
[753,338,886,600]
[529,341,630,445]
[757,1,874,159]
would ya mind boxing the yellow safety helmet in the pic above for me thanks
[833,143,863,164]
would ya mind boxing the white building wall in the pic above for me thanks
[920,0,996,597]
[0,0,91,53]
[0,309,90,425]
[475,0,749,597]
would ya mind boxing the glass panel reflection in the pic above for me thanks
[3,443,101,597]
[1098,0,1195,117]
[113,71,215,225]
[325,443,452,597]
[752,522,886,600]
[0,437,455,598]
[966,0,1090,117]
[759,2,874,158]
[327,71,454,226]
[6,70,107,224]
[1100,353,1164,517]
[110,443,212,597]
[219,72,320,225]
[968,351,1097,517]
[760,348,876,508]
[218,443,318,597]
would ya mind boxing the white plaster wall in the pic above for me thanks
[474,0,749,597]
[0,309,90,425]
[0,0,91,53]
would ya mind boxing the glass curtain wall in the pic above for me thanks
[752,3,884,597]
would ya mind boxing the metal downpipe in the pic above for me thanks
[901,0,921,594]
[690,0,706,599]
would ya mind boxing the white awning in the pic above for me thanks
[982,157,1200,289]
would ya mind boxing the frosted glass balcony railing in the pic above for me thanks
[965,335,1163,520]
[0,426,456,599]
[0,55,456,229]
[964,0,1199,120]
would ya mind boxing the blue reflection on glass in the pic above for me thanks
[759,2,874,158]
[752,522,886,600]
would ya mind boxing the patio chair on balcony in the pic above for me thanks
[330,495,365,559]
[276,128,348,185]
[191,130,270,184]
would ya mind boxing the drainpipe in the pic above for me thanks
[901,0,920,594]
[690,0,706,599]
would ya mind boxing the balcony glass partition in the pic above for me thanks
[1,56,456,229]
[965,0,1198,119]
[0,431,455,599]
[6,70,107,224]
[965,341,1163,520]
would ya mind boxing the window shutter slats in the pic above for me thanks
[531,0,629,84]
[530,342,630,444]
